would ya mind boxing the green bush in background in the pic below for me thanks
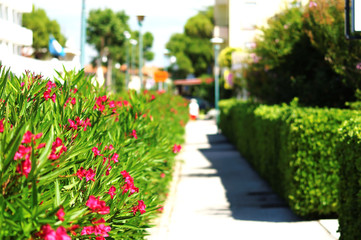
[244,0,359,108]
[219,98,357,218]
[0,67,188,239]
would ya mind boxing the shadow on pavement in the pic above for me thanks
[197,133,302,222]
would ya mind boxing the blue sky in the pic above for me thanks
[32,0,214,67]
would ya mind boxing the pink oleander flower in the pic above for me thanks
[111,153,119,163]
[76,167,86,180]
[21,131,33,144]
[131,130,137,139]
[81,226,95,236]
[16,158,31,178]
[107,186,116,199]
[68,119,78,130]
[86,196,110,215]
[92,147,101,157]
[150,94,155,101]
[120,170,139,196]
[37,143,46,149]
[51,93,56,103]
[71,97,76,105]
[85,168,96,182]
[96,236,106,240]
[48,137,67,160]
[108,101,115,108]
[38,224,71,240]
[14,145,32,161]
[309,1,317,8]
[172,144,182,153]
[56,207,65,221]
[76,167,96,182]
[160,173,166,178]
[94,224,111,237]
[132,200,146,215]
[0,119,4,133]
[356,62,361,70]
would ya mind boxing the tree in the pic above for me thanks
[131,31,155,67]
[23,6,66,59]
[87,9,130,90]
[166,6,214,79]
[87,9,154,90]
[244,2,356,107]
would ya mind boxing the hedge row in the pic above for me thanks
[0,67,188,239]
[219,99,357,218]
[337,119,361,240]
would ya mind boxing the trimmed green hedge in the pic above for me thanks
[337,119,361,240]
[219,99,357,217]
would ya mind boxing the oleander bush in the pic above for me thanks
[219,99,357,218]
[0,66,188,239]
[337,119,361,240]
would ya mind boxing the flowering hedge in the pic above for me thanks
[0,67,188,239]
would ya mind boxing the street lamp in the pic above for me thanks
[130,39,137,79]
[211,37,224,125]
[80,0,86,68]
[137,15,145,90]
[124,31,131,90]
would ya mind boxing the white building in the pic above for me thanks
[0,0,80,78]
[0,0,32,56]
[214,0,309,50]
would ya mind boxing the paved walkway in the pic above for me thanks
[148,120,339,240]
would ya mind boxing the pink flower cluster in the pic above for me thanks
[131,200,146,215]
[38,224,71,240]
[107,186,116,199]
[68,116,91,131]
[173,144,182,153]
[44,81,56,103]
[0,118,4,133]
[121,170,139,196]
[14,131,44,178]
[81,218,111,238]
[309,1,317,8]
[64,97,76,107]
[48,137,67,160]
[76,167,96,182]
[130,130,138,139]
[56,207,65,221]
[94,96,108,112]
[86,195,110,215]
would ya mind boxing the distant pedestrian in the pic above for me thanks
[189,98,199,120]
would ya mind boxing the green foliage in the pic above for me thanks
[337,118,361,240]
[166,7,214,78]
[23,6,66,59]
[245,1,357,107]
[87,8,130,64]
[219,98,358,218]
[0,66,188,239]
[131,31,155,66]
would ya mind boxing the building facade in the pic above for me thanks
[214,0,309,50]
[0,0,80,78]
[0,0,32,56]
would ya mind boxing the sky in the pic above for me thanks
[32,0,215,67]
